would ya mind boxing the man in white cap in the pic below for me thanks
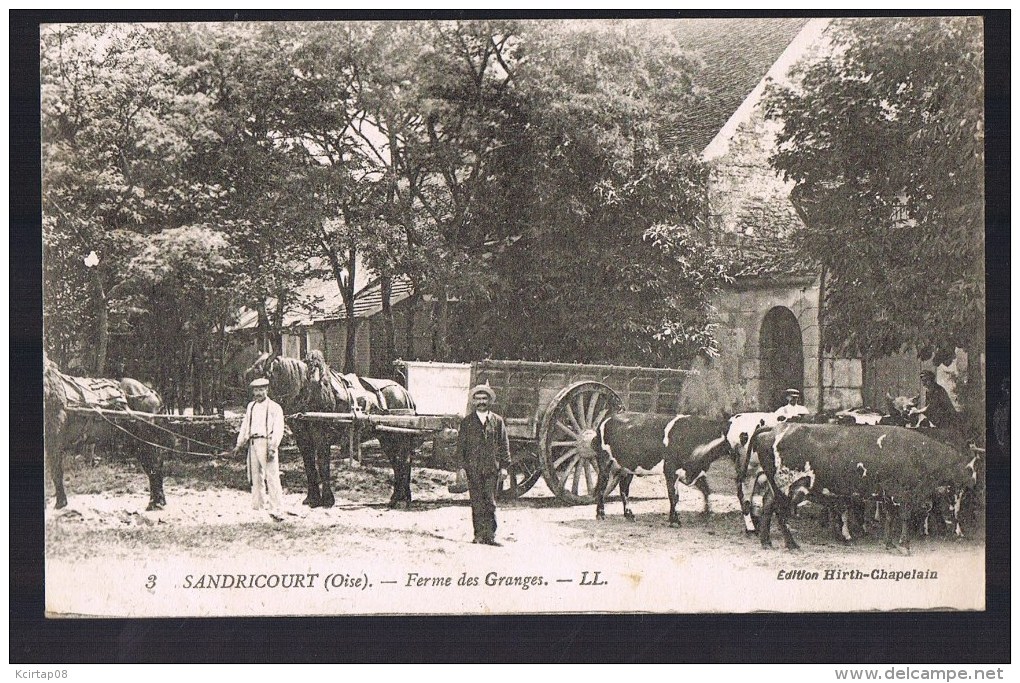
[234,377,287,521]
[774,388,811,420]
[456,384,511,546]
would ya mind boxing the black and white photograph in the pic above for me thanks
[34,15,997,619]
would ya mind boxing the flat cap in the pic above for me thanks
[470,384,495,400]
[250,377,270,388]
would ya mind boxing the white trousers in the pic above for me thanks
[248,439,283,513]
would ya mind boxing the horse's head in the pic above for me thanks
[304,350,330,385]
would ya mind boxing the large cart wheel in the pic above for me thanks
[496,442,543,501]
[538,381,624,505]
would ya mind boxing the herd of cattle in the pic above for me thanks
[592,399,982,555]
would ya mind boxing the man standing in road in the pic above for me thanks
[456,385,511,546]
[234,377,287,521]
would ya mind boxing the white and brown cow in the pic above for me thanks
[750,422,979,554]
[726,411,786,532]
[592,412,730,527]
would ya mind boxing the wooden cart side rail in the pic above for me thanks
[287,412,459,432]
[471,359,698,377]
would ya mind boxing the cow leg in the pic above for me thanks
[895,503,913,555]
[748,472,769,535]
[758,486,775,548]
[881,502,896,549]
[691,476,712,516]
[737,474,756,533]
[665,470,680,527]
[771,489,801,551]
[594,459,610,521]
[617,474,633,520]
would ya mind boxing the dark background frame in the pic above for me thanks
[11,9,1010,664]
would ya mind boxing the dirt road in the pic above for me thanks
[44,448,985,616]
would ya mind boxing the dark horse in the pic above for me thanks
[245,351,419,509]
[43,358,170,510]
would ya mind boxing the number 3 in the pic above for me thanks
[146,575,157,589]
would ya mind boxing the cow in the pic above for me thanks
[592,412,731,527]
[726,412,786,533]
[750,422,978,554]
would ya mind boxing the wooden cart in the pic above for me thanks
[395,359,696,505]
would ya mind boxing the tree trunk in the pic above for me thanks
[89,268,109,376]
[342,249,358,374]
[256,303,273,354]
[815,266,828,414]
[377,276,396,379]
[433,287,451,362]
[405,290,420,360]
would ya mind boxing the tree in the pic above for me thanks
[119,226,238,412]
[763,17,984,365]
[463,21,722,365]
[167,23,325,357]
[41,24,218,374]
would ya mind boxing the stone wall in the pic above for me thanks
[687,84,863,415]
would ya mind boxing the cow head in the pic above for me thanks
[886,392,920,422]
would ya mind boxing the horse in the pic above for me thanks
[43,358,170,511]
[244,351,419,509]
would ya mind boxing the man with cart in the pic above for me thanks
[456,384,512,546]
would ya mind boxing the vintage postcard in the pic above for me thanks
[40,16,992,617]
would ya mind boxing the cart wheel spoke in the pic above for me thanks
[585,394,600,427]
[575,394,588,428]
[553,447,579,469]
[558,455,580,485]
[583,459,594,493]
[555,420,580,440]
[565,401,583,434]
[571,460,582,495]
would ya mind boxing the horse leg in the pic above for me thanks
[138,444,166,511]
[46,412,68,509]
[382,434,412,509]
[296,430,322,507]
[318,432,335,509]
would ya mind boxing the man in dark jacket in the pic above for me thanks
[457,384,511,546]
[920,369,960,430]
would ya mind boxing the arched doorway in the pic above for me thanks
[759,306,804,411]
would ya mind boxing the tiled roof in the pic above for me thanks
[232,272,415,330]
[668,18,811,153]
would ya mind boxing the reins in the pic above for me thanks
[74,406,232,458]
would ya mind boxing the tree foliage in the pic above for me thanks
[41,23,218,373]
[763,17,984,365]
[457,21,722,364]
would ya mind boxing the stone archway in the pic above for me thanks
[759,306,804,411]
